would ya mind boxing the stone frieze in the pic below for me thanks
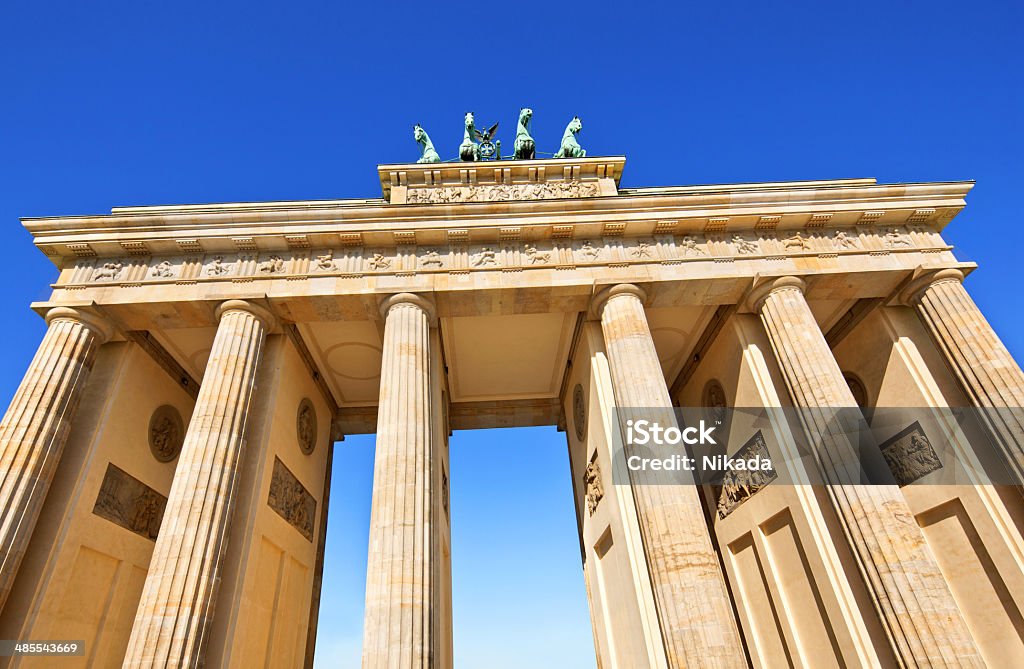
[405,180,600,204]
[61,226,945,288]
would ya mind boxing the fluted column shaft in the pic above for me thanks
[362,294,438,668]
[596,284,745,669]
[123,300,271,668]
[906,269,1024,480]
[753,276,982,667]
[0,307,111,613]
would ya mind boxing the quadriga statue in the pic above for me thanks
[554,116,586,158]
[413,124,440,164]
[513,107,536,160]
[459,112,480,161]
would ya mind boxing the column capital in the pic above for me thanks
[745,276,806,313]
[379,292,437,324]
[590,283,647,319]
[44,306,114,344]
[898,268,965,305]
[215,299,276,330]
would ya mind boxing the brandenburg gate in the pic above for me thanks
[2,153,1023,667]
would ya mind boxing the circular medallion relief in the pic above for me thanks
[149,405,184,463]
[296,398,317,455]
[843,373,868,408]
[703,380,727,425]
[573,384,587,442]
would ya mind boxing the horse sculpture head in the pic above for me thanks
[568,116,582,134]
[464,112,475,129]
[414,124,427,142]
[519,108,533,125]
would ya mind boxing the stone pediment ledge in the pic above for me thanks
[21,169,973,265]
[378,156,625,204]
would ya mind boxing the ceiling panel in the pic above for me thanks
[152,327,217,381]
[442,312,577,403]
[299,320,384,407]
[645,305,713,383]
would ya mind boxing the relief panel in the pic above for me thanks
[405,180,600,204]
[92,463,167,541]
[715,431,778,519]
[267,457,316,542]
[879,421,942,486]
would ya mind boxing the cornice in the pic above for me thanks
[22,175,973,265]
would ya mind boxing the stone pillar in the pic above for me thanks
[0,307,112,614]
[903,268,1024,481]
[594,284,746,669]
[123,300,272,668]
[751,276,982,666]
[362,293,442,668]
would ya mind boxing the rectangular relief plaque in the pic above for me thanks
[714,431,778,519]
[92,463,167,541]
[268,457,316,542]
[880,420,942,486]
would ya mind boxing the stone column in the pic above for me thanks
[594,284,746,669]
[0,307,112,614]
[751,276,982,666]
[903,268,1024,481]
[123,300,272,668]
[362,293,441,668]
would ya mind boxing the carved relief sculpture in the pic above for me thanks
[703,380,727,426]
[783,232,812,251]
[578,240,601,261]
[258,255,285,274]
[880,421,943,485]
[296,398,317,455]
[834,230,859,249]
[584,457,604,516]
[472,247,498,267]
[93,261,124,281]
[442,467,449,519]
[368,253,391,270]
[573,383,587,441]
[405,180,599,204]
[206,255,232,276]
[631,241,653,258]
[93,463,168,541]
[314,249,337,271]
[524,245,550,264]
[885,228,911,247]
[844,373,868,408]
[680,235,707,256]
[715,431,777,519]
[149,405,184,463]
[108,225,934,287]
[732,235,759,255]
[151,260,175,278]
[420,250,445,268]
[268,457,316,541]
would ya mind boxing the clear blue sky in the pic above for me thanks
[1,1,1021,667]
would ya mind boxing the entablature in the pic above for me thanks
[22,158,973,271]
